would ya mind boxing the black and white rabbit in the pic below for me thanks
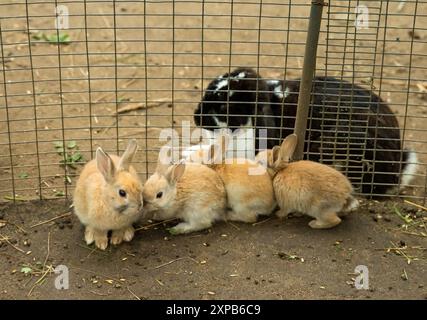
[194,68,277,151]
[194,67,417,197]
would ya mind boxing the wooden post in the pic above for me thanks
[293,0,325,160]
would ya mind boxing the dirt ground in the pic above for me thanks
[0,199,426,300]
[0,1,426,201]
[0,1,427,300]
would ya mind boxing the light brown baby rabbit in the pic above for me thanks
[257,134,358,229]
[189,135,276,223]
[142,150,227,234]
[73,139,143,250]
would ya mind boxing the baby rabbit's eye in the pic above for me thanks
[156,191,163,199]
[118,189,127,197]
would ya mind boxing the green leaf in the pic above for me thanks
[67,141,77,149]
[54,191,65,197]
[167,227,179,235]
[70,152,83,162]
[45,33,70,44]
[18,172,29,179]
[3,195,26,201]
[118,97,131,103]
[393,206,413,224]
[53,141,64,149]
[54,142,65,154]
[31,33,43,40]
[21,266,33,275]
[55,142,85,169]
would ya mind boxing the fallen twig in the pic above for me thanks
[135,218,178,232]
[0,233,26,254]
[9,221,28,234]
[43,232,51,268]
[127,286,141,300]
[252,217,272,226]
[113,99,170,115]
[27,265,54,297]
[30,211,72,228]
[400,231,427,237]
[153,256,199,270]
[404,200,427,212]
[226,221,241,230]
[115,103,149,114]
[88,290,109,296]
[388,241,418,265]
[28,232,52,296]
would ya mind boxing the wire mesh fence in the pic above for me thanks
[0,0,426,203]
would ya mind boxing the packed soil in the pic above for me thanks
[0,199,426,300]
[0,1,426,201]
[0,1,426,301]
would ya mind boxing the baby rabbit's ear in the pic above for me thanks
[166,163,186,184]
[118,139,138,171]
[271,145,281,167]
[96,147,116,182]
[279,134,298,163]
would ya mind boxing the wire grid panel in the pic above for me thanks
[316,0,427,198]
[0,0,426,203]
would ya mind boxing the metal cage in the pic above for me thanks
[0,0,426,203]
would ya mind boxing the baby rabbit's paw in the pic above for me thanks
[123,226,135,242]
[84,227,95,245]
[95,237,108,250]
[111,229,124,246]
[85,226,108,249]
[168,221,211,235]
[167,223,194,235]
[111,226,135,245]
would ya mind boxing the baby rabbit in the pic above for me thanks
[73,139,143,250]
[142,150,227,234]
[189,134,276,223]
[257,134,358,229]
